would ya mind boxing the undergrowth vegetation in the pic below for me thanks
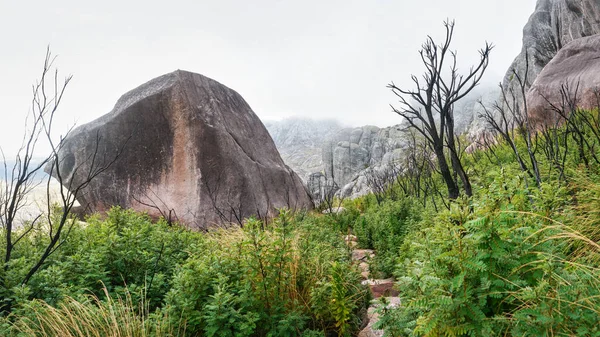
[5,106,600,336]
[4,51,600,336]
[347,106,600,336]
[0,208,370,336]
[5,108,600,336]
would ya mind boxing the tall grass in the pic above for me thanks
[569,172,600,247]
[11,285,185,337]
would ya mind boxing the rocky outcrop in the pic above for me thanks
[47,70,313,229]
[322,125,407,199]
[316,86,499,199]
[503,0,600,93]
[527,34,600,121]
[264,118,341,181]
[462,87,503,141]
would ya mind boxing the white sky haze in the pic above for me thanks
[0,0,537,156]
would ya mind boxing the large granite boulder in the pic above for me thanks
[47,70,313,229]
[503,0,600,93]
[527,34,600,121]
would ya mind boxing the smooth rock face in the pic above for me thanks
[527,34,600,121]
[503,0,600,93]
[48,70,313,229]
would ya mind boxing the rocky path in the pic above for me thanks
[346,235,400,337]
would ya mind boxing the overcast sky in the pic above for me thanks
[0,0,536,156]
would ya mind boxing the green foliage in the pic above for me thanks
[372,109,600,336]
[376,173,600,336]
[20,207,200,309]
[7,285,184,337]
[334,204,362,233]
[202,281,259,337]
[163,209,369,336]
[0,208,369,336]
[353,198,422,277]
[328,262,358,336]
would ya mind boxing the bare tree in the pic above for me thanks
[393,130,448,211]
[203,170,246,228]
[536,84,575,180]
[364,162,400,205]
[479,51,542,187]
[308,172,341,214]
[542,82,600,170]
[388,20,493,200]
[0,49,123,311]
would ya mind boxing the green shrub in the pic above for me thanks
[378,172,600,336]
[353,198,422,277]
[164,210,369,336]
[19,207,201,310]
[0,207,369,336]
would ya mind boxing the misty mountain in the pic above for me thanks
[264,118,343,181]
[266,85,501,198]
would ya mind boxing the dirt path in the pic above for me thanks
[346,235,400,337]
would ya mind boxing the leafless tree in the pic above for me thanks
[203,170,246,228]
[470,130,502,171]
[308,172,338,213]
[542,82,600,171]
[394,130,448,211]
[0,49,124,310]
[364,162,400,205]
[388,20,493,200]
[480,51,541,187]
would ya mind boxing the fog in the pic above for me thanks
[0,0,536,156]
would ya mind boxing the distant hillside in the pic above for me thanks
[264,118,342,181]
[0,158,61,225]
[265,85,500,198]
[0,158,48,182]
